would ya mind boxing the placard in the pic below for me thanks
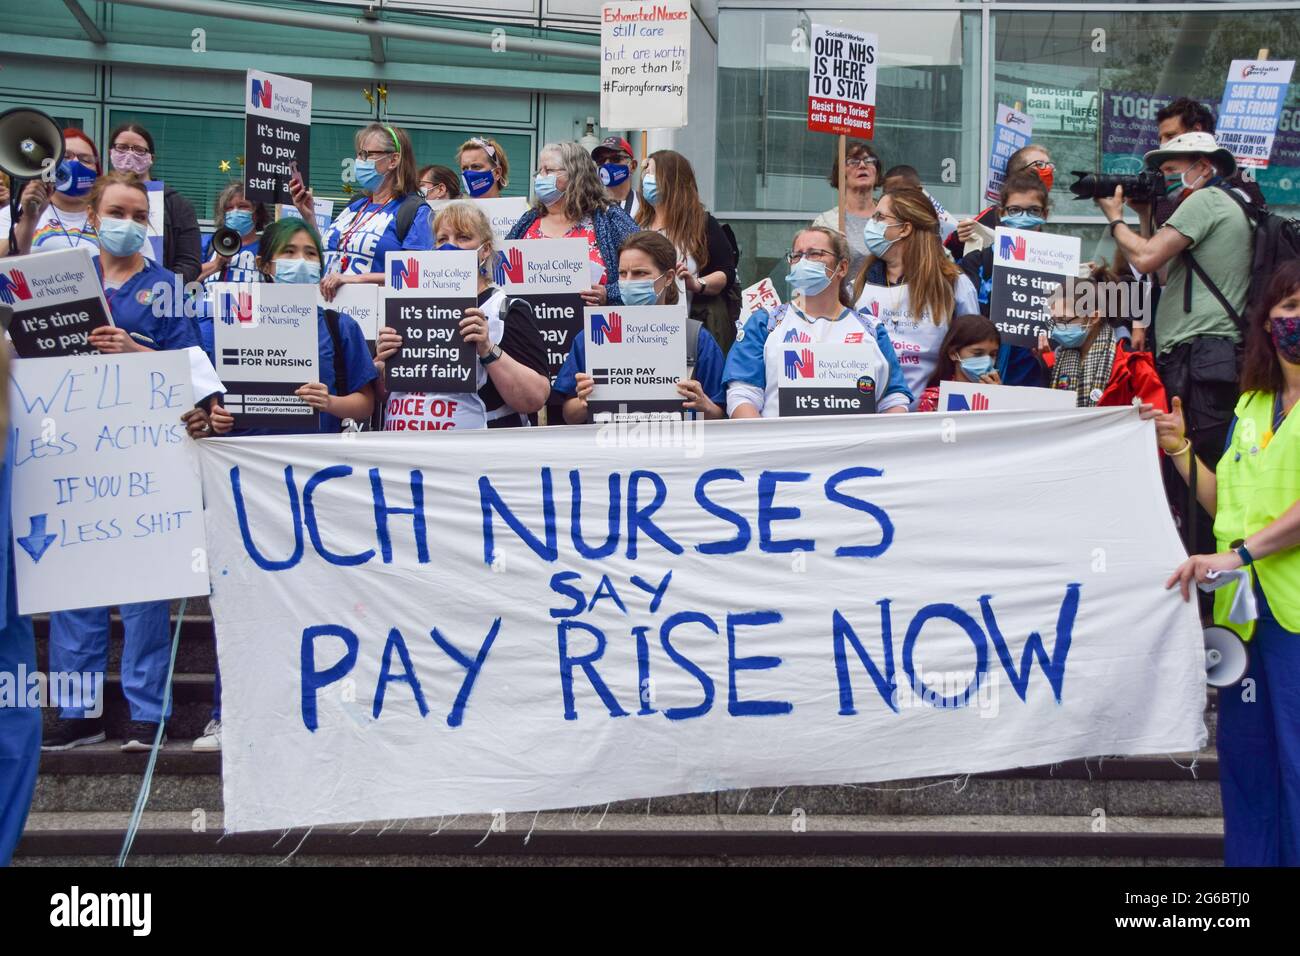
[9,350,208,615]
[1217,59,1296,168]
[939,379,1080,413]
[806,24,877,138]
[383,250,477,393]
[738,277,782,326]
[778,342,879,417]
[144,180,164,265]
[429,197,529,244]
[1,247,111,358]
[987,227,1080,348]
[321,284,381,354]
[244,69,313,205]
[280,198,334,234]
[210,282,320,430]
[986,104,1033,202]
[600,0,691,130]
[494,239,588,380]
[586,303,687,420]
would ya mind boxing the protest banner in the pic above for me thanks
[1,247,110,359]
[10,350,208,615]
[738,277,782,326]
[600,0,691,130]
[210,282,319,430]
[985,104,1033,202]
[493,239,588,381]
[196,407,1206,832]
[383,250,477,393]
[939,379,1079,413]
[586,303,687,420]
[321,284,380,354]
[806,24,877,139]
[987,227,1080,348]
[244,69,312,205]
[1217,59,1296,168]
[778,342,879,416]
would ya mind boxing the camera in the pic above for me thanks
[1068,169,1164,204]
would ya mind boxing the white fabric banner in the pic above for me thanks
[198,408,1206,833]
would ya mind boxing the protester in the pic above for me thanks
[418,164,461,201]
[507,141,638,306]
[1154,97,1265,225]
[725,225,911,417]
[457,136,509,200]
[811,142,882,282]
[0,128,100,257]
[591,136,639,218]
[635,149,737,350]
[853,186,980,409]
[1142,259,1300,866]
[375,200,550,432]
[1040,265,1168,409]
[105,122,202,283]
[952,143,1055,256]
[878,164,958,245]
[198,182,268,284]
[42,172,201,753]
[291,122,432,299]
[557,231,725,424]
[915,314,1002,412]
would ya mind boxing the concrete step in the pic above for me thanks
[34,613,217,674]
[39,674,214,739]
[12,811,1224,865]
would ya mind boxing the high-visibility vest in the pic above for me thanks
[1212,390,1300,639]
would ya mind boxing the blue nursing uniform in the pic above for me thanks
[553,323,727,412]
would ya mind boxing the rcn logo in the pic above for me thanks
[390,257,419,290]
[998,234,1027,261]
[0,269,32,305]
[493,247,524,286]
[251,79,272,109]
[218,291,253,325]
[860,300,880,318]
[591,311,622,344]
[783,328,811,343]
[947,391,990,411]
[784,347,814,379]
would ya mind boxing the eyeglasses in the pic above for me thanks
[1003,205,1045,217]
[537,165,563,176]
[1019,160,1055,171]
[64,150,97,165]
[357,149,397,161]
[111,144,150,156]
[845,157,879,169]
[869,212,903,225]
[786,248,836,264]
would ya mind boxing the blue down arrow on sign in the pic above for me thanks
[17,514,57,563]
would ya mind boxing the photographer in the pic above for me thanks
[1153,97,1265,227]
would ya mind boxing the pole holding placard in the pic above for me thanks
[837,135,847,235]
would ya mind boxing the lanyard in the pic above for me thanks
[335,200,386,271]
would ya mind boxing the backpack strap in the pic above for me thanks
[686,317,702,371]
[323,308,349,402]
[393,193,427,244]
[1180,249,1246,335]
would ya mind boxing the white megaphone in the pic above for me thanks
[1203,626,1249,688]
[0,107,64,181]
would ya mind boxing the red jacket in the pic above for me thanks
[1044,344,1168,411]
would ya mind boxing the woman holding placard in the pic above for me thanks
[374,200,549,432]
[852,186,980,410]
[725,226,911,419]
[557,231,726,424]
[507,142,638,306]
[914,315,1003,412]
[290,123,433,300]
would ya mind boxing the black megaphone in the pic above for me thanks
[0,107,64,236]
[210,226,244,258]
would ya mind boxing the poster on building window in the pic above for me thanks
[985,104,1033,202]
[806,24,877,139]
[600,0,691,130]
[244,69,312,205]
[1217,59,1296,169]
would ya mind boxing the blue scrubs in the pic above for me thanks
[0,431,40,864]
[48,258,201,723]
[553,323,727,411]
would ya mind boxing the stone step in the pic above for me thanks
[39,674,214,739]
[12,811,1224,865]
[33,613,217,674]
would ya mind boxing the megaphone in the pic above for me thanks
[1203,626,1250,688]
[0,107,64,180]
[210,226,244,258]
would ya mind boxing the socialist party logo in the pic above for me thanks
[390,256,419,289]
[493,247,523,286]
[784,348,814,379]
[998,234,1027,261]
[591,311,622,344]
[251,79,272,108]
[0,269,32,305]
[783,328,811,343]
[218,291,254,325]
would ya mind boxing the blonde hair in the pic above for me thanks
[432,199,496,259]
[853,186,960,324]
[87,170,148,213]
[356,123,418,198]
[457,136,510,190]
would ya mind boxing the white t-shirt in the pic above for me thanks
[0,204,98,252]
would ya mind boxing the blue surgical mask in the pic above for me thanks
[273,258,321,285]
[462,168,495,198]
[620,276,663,306]
[863,219,896,257]
[436,242,460,252]
[959,355,995,380]
[224,209,255,235]
[534,173,563,205]
[55,159,96,197]
[600,163,630,188]
[1050,324,1088,348]
[353,158,385,192]
[641,173,659,205]
[786,259,832,297]
[1000,212,1045,230]
[97,217,147,257]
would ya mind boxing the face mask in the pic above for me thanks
[959,355,995,380]
[353,159,385,192]
[56,159,96,197]
[110,148,152,177]
[1163,175,1184,197]
[1034,165,1054,191]
[1050,324,1088,348]
[863,219,896,257]
[436,242,461,252]
[786,258,832,297]
[273,258,321,285]
[224,209,254,235]
[1269,315,1300,364]
[96,217,147,257]
[641,174,659,205]
[462,168,495,198]
[1181,165,1208,192]
[534,173,563,206]
[620,276,664,306]
[600,164,630,188]
[1000,212,1045,230]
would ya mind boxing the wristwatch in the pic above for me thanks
[480,344,502,366]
